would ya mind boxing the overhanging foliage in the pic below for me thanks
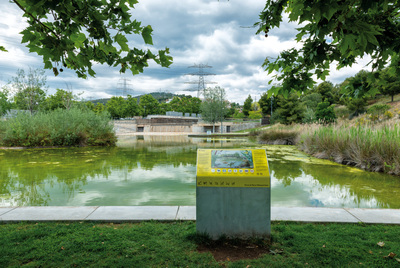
[256,0,400,97]
[8,0,172,78]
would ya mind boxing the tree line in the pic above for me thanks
[0,68,221,121]
[254,68,400,125]
[2,66,399,126]
[86,94,202,119]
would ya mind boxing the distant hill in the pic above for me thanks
[89,92,191,105]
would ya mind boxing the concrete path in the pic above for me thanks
[1,206,400,224]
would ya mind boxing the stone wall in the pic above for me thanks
[114,119,261,134]
[147,125,193,132]
[230,122,261,132]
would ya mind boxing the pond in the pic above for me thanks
[0,135,399,208]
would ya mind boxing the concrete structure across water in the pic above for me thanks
[114,116,261,134]
[1,206,400,224]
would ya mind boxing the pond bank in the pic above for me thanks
[258,122,400,176]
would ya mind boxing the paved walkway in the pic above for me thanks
[1,206,400,224]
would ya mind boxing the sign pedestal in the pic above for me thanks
[196,149,271,240]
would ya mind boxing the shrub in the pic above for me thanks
[302,107,316,123]
[346,97,367,117]
[334,106,351,119]
[384,110,394,119]
[301,92,322,109]
[275,93,306,124]
[315,101,336,123]
[233,111,245,119]
[367,104,391,115]
[367,104,391,122]
[248,110,262,119]
[0,108,116,147]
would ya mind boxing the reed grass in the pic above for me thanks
[299,121,400,176]
[0,108,116,147]
[258,123,304,145]
[258,120,400,176]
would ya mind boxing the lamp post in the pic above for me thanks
[270,96,274,116]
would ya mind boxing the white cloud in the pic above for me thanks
[0,0,371,104]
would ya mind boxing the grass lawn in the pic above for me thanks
[1,221,400,267]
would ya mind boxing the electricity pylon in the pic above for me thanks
[117,77,133,97]
[185,64,217,97]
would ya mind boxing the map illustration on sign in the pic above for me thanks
[211,150,254,169]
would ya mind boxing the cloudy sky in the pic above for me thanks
[0,0,371,104]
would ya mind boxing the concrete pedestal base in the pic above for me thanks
[196,187,271,240]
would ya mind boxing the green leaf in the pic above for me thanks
[130,66,140,75]
[365,33,380,46]
[76,70,87,79]
[20,30,36,44]
[70,33,86,48]
[88,68,96,77]
[340,35,354,54]
[359,34,367,51]
[267,86,280,97]
[141,25,153,45]
[323,7,336,21]
[312,7,321,22]
[0,46,7,52]
[26,44,41,53]
[158,49,173,67]
[44,61,52,69]
[115,33,129,51]
[126,0,139,6]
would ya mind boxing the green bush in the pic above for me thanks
[302,107,317,123]
[0,108,116,147]
[367,104,391,121]
[248,110,262,119]
[315,101,336,123]
[367,104,391,115]
[274,93,305,124]
[334,106,351,119]
[301,92,322,109]
[233,110,245,119]
[346,97,367,117]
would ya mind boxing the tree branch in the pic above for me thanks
[12,0,60,39]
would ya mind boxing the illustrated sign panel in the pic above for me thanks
[196,149,270,187]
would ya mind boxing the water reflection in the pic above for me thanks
[0,136,399,207]
[268,146,400,208]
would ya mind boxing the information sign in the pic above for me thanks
[196,149,270,187]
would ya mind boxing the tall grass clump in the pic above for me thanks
[299,121,400,176]
[0,108,116,147]
[258,123,304,145]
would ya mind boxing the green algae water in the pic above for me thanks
[0,135,399,208]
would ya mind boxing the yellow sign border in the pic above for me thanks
[196,149,270,187]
